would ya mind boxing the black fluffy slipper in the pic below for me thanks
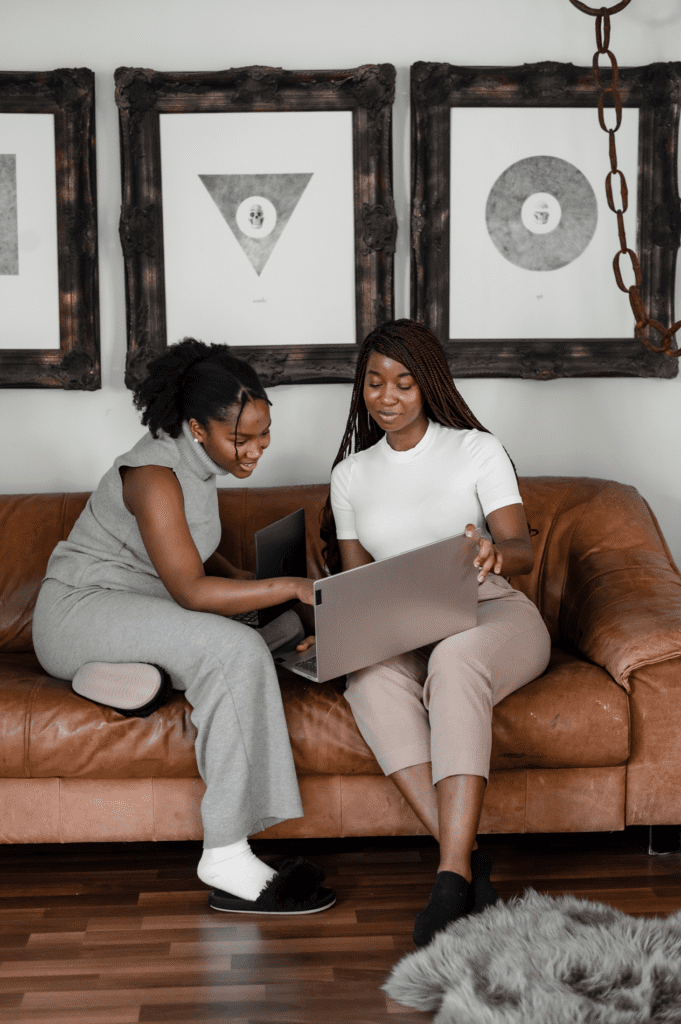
[413,870,470,947]
[464,848,499,916]
[208,856,336,915]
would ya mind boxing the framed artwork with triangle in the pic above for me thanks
[115,65,396,389]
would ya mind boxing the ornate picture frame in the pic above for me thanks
[411,61,681,379]
[115,64,396,390]
[0,68,100,389]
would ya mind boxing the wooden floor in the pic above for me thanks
[1,828,681,1024]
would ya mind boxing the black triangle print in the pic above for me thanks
[199,172,313,275]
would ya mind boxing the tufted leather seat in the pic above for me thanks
[1,478,680,843]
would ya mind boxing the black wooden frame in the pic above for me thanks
[0,68,100,389]
[411,60,681,379]
[115,64,396,390]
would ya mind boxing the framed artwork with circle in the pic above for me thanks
[410,60,681,378]
[115,64,396,390]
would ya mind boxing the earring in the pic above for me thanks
[193,437,200,444]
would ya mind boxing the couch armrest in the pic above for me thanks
[625,655,681,825]
[561,546,681,692]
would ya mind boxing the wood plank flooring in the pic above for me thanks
[1,829,681,1023]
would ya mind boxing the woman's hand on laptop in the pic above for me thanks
[465,523,502,583]
[288,578,316,605]
[296,635,316,653]
[466,506,535,581]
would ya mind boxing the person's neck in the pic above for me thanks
[386,416,430,452]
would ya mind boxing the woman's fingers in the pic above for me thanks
[473,538,491,568]
[474,540,503,582]
[296,635,316,652]
[478,552,494,581]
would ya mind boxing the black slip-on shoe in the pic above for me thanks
[464,848,499,916]
[413,870,470,947]
[208,856,336,915]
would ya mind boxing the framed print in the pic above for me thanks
[411,61,681,378]
[115,64,396,389]
[0,68,100,389]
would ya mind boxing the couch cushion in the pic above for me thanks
[281,647,629,774]
[0,493,89,653]
[0,652,198,779]
[2,479,675,659]
[0,647,628,779]
[489,647,629,769]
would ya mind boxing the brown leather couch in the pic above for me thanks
[2,477,681,845]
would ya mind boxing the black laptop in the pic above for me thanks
[230,508,307,628]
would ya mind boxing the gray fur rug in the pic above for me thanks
[383,888,681,1023]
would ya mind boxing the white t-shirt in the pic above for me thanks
[329,419,522,562]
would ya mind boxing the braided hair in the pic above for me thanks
[320,318,520,574]
[133,338,271,442]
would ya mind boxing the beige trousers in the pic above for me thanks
[344,574,552,785]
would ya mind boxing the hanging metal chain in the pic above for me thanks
[570,0,681,357]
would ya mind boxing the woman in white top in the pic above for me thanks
[322,319,551,946]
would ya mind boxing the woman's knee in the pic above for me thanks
[344,660,424,718]
[427,640,484,682]
[343,669,373,708]
[344,668,398,719]
[228,621,273,666]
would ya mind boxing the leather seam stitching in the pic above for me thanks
[523,769,528,834]
[23,678,41,780]
[534,487,577,625]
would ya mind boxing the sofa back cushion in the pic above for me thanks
[511,477,679,644]
[0,477,676,653]
[0,493,89,653]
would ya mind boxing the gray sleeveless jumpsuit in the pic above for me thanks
[32,421,304,847]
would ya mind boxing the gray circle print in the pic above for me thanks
[485,155,598,271]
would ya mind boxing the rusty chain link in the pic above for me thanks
[569,0,681,356]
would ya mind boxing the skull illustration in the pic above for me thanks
[249,204,265,229]
[533,203,550,226]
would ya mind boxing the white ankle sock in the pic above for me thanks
[197,838,277,902]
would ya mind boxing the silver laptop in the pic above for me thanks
[273,530,480,683]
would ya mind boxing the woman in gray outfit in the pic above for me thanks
[32,339,335,916]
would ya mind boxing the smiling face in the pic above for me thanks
[188,398,272,477]
[363,350,430,451]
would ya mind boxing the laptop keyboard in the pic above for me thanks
[229,610,259,627]
[232,612,317,676]
[294,653,317,676]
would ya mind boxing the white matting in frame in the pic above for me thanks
[160,109,356,348]
[0,113,59,350]
[449,106,639,341]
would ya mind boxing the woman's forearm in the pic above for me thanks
[174,574,302,616]
[203,551,254,581]
[479,507,535,580]
[490,538,534,577]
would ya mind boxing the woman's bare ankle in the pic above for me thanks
[437,857,473,883]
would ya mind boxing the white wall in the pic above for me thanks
[3,0,681,563]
